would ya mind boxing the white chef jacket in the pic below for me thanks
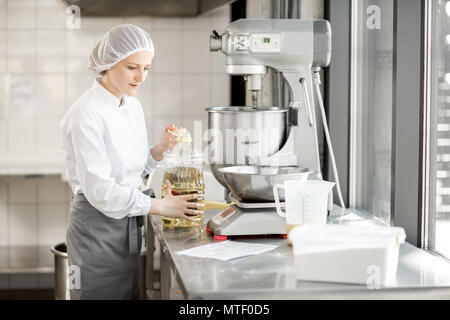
[59,78,160,219]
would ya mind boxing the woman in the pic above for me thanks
[59,24,204,300]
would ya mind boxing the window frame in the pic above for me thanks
[391,0,425,248]
[325,0,351,208]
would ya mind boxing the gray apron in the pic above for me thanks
[66,193,143,300]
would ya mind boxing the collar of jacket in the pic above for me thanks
[92,78,127,109]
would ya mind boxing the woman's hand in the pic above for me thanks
[160,123,179,151]
[149,180,205,221]
[150,124,180,161]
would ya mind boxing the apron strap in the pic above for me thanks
[137,216,144,227]
[128,216,139,255]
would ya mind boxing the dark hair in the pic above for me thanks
[100,70,106,76]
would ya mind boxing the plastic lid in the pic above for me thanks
[289,224,407,254]
[163,130,204,167]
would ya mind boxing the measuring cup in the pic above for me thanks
[273,180,336,232]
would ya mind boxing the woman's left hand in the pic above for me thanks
[151,123,179,161]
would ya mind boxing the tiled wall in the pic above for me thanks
[0,0,230,161]
[0,175,71,289]
[0,0,230,288]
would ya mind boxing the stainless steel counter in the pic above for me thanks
[146,209,450,299]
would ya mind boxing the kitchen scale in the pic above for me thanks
[206,194,287,240]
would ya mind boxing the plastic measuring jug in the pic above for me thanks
[273,180,335,234]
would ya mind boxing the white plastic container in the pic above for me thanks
[288,224,406,286]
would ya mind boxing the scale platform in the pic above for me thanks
[206,194,287,240]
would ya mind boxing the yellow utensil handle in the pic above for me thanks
[167,129,192,142]
[203,201,233,211]
[167,129,179,136]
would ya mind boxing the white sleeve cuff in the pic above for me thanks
[128,192,151,217]
[144,145,161,174]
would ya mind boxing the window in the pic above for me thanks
[331,0,450,249]
[349,0,394,225]
[425,0,450,259]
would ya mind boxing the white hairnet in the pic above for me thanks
[88,24,155,73]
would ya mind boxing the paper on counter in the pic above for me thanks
[176,240,279,261]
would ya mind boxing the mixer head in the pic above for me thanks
[210,19,331,106]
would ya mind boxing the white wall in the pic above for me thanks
[0,0,230,286]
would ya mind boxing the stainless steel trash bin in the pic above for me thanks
[51,243,69,300]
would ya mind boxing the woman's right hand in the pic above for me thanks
[149,180,205,221]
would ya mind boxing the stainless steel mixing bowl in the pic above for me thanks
[206,106,288,189]
[219,165,310,202]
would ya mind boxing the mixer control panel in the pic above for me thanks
[250,33,281,53]
[233,33,281,53]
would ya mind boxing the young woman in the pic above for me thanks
[60,24,204,300]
